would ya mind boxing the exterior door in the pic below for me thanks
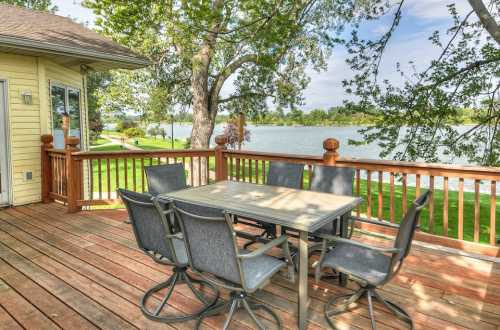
[0,81,10,205]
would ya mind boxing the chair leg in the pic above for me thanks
[196,291,282,330]
[324,287,366,329]
[324,286,414,330]
[366,289,377,330]
[372,290,414,329]
[141,267,219,323]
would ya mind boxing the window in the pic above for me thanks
[51,84,81,148]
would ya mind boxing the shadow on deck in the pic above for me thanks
[0,203,499,329]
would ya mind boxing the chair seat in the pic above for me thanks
[240,251,286,292]
[322,242,391,286]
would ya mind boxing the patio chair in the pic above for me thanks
[145,163,187,196]
[240,161,304,248]
[284,165,355,272]
[309,165,355,238]
[117,189,218,323]
[313,190,431,330]
[171,199,295,330]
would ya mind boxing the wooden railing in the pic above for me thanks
[41,134,215,212]
[41,134,500,252]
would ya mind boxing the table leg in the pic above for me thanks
[298,230,309,330]
[339,214,349,286]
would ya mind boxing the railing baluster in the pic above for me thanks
[124,158,128,189]
[308,164,313,190]
[490,181,497,245]
[141,158,145,192]
[241,158,246,182]
[132,158,137,191]
[262,160,266,184]
[106,159,111,200]
[198,157,202,187]
[366,170,372,219]
[355,169,361,218]
[206,157,210,185]
[458,178,464,240]
[115,159,119,191]
[98,159,102,200]
[256,159,260,184]
[378,171,383,220]
[229,157,234,181]
[236,158,240,181]
[249,159,253,183]
[389,172,395,223]
[190,157,194,186]
[443,176,449,236]
[416,174,421,197]
[402,173,407,215]
[429,176,434,233]
[474,179,480,242]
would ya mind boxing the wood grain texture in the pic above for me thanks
[1,202,499,330]
[161,181,361,232]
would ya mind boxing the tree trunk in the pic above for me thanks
[189,45,216,185]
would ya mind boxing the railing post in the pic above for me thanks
[41,134,54,203]
[65,136,82,213]
[323,138,340,165]
[215,135,228,182]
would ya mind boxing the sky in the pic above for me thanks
[53,0,472,111]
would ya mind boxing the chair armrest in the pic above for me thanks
[316,234,401,254]
[238,235,287,259]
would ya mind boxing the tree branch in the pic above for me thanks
[467,0,500,44]
[218,91,271,104]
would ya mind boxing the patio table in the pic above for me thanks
[159,180,362,330]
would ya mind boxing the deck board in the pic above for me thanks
[0,203,499,330]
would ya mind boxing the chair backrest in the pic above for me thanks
[118,189,177,262]
[266,161,304,189]
[392,190,432,263]
[145,163,187,196]
[173,200,242,286]
[310,165,354,195]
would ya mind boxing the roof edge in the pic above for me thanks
[0,34,151,68]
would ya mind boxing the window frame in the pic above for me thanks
[49,81,83,148]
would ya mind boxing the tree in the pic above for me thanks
[86,71,112,142]
[116,117,138,132]
[343,0,500,165]
[147,125,160,140]
[83,0,364,149]
[123,127,145,139]
[158,127,168,140]
[0,0,57,11]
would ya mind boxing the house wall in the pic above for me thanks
[0,52,89,206]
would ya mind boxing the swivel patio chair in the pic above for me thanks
[286,165,355,273]
[145,163,188,196]
[240,161,304,248]
[313,191,431,330]
[309,165,355,238]
[118,189,218,323]
[171,199,295,330]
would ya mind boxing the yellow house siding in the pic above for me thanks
[0,52,89,206]
[0,52,41,205]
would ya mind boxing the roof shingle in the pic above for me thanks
[0,4,149,67]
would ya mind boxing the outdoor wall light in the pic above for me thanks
[21,90,33,105]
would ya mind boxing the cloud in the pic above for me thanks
[405,0,471,20]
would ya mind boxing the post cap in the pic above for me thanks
[41,134,53,144]
[66,136,80,148]
[215,134,227,147]
[323,138,340,151]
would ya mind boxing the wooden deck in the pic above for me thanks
[0,203,499,330]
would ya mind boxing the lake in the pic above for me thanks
[162,123,470,164]
[156,123,492,193]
